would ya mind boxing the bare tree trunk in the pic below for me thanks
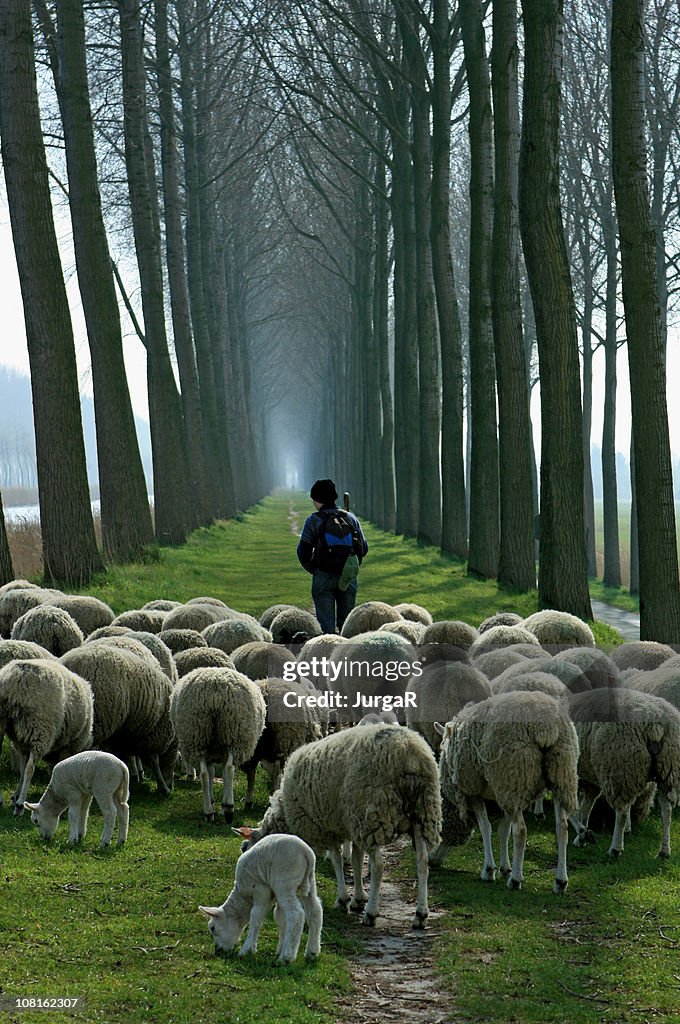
[0,493,15,584]
[581,274,597,577]
[602,204,621,587]
[374,152,396,532]
[519,0,592,618]
[611,0,680,639]
[0,0,103,584]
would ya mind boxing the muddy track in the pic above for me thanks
[338,847,457,1024]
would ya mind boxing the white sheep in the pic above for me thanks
[340,601,403,638]
[269,607,321,644]
[522,609,595,650]
[199,834,322,963]
[11,604,84,656]
[25,751,129,848]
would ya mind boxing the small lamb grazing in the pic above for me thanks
[199,834,322,963]
[25,751,130,848]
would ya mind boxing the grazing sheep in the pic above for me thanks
[45,595,115,637]
[61,644,177,797]
[162,603,229,633]
[111,609,167,634]
[340,601,403,638]
[159,629,208,655]
[202,618,271,656]
[186,596,230,609]
[241,724,441,929]
[357,710,400,725]
[568,687,680,857]
[142,599,182,612]
[554,647,620,691]
[11,604,83,656]
[0,659,94,813]
[491,669,570,700]
[437,690,579,893]
[174,647,235,678]
[469,624,541,659]
[406,660,492,754]
[0,578,41,596]
[478,612,523,634]
[87,634,161,672]
[330,631,418,723]
[522,610,595,650]
[231,642,291,682]
[171,667,266,822]
[296,634,347,690]
[378,620,426,644]
[199,834,322,963]
[0,587,51,637]
[87,625,133,641]
[25,750,129,848]
[260,604,297,630]
[0,638,56,668]
[126,631,177,683]
[393,603,433,626]
[420,620,478,649]
[474,644,547,681]
[610,641,676,673]
[269,608,322,645]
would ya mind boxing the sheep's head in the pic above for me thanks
[25,801,60,840]
[231,825,258,852]
[198,905,247,954]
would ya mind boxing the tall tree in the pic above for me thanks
[519,0,592,618]
[611,0,680,640]
[0,493,15,585]
[0,0,103,583]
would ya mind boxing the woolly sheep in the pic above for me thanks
[493,656,586,693]
[377,620,426,644]
[491,669,570,700]
[478,612,523,634]
[0,659,94,813]
[86,635,161,672]
[11,604,83,656]
[393,603,433,626]
[405,660,492,754]
[469,624,541,659]
[159,629,208,655]
[522,610,595,650]
[620,663,680,715]
[186,596,230,609]
[554,647,620,691]
[357,710,399,726]
[436,690,579,893]
[142,599,182,612]
[87,625,133,641]
[0,587,51,637]
[295,634,347,690]
[61,643,177,797]
[269,608,321,645]
[0,638,56,668]
[568,687,680,857]
[230,642,291,682]
[126,631,177,683]
[260,604,297,630]
[0,578,41,596]
[45,595,115,637]
[242,724,441,928]
[340,601,403,638]
[420,620,478,648]
[202,618,271,656]
[199,834,322,963]
[25,751,129,848]
[174,647,235,678]
[111,609,167,634]
[474,644,547,680]
[171,667,266,822]
[610,641,677,673]
[330,631,418,723]
[162,603,229,633]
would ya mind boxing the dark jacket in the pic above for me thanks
[297,504,368,574]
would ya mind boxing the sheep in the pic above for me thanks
[329,631,418,723]
[86,634,161,672]
[174,647,235,678]
[469,624,542,659]
[436,690,579,893]
[296,634,347,690]
[0,659,94,813]
[202,618,271,656]
[111,609,167,634]
[420,620,478,649]
[377,619,426,644]
[0,638,56,668]
[159,629,208,655]
[491,669,570,700]
[125,631,177,684]
[393,603,433,626]
[25,750,130,848]
[87,625,133,642]
[554,647,620,691]
[240,724,441,929]
[162,603,229,633]
[199,834,322,963]
[0,587,51,637]
[260,604,297,630]
[61,643,177,797]
[45,595,115,637]
[405,659,492,754]
[478,612,523,634]
[340,601,403,638]
[567,687,680,857]
[269,608,321,645]
[474,644,547,681]
[0,578,41,596]
[142,599,182,612]
[186,596,231,609]
[357,710,399,725]
[522,610,595,651]
[171,667,266,822]
[230,642,291,682]
[11,604,84,656]
[610,641,677,673]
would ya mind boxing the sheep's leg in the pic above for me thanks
[553,798,569,894]
[507,811,527,890]
[302,889,323,960]
[78,794,93,840]
[328,846,349,909]
[270,760,283,793]
[200,758,214,822]
[472,799,496,881]
[13,750,36,815]
[67,803,82,845]
[532,793,546,820]
[114,790,130,846]
[625,807,632,834]
[363,847,384,926]
[128,757,140,785]
[609,805,630,858]
[498,816,512,877]
[349,844,366,911]
[342,840,352,868]
[658,794,672,859]
[151,754,172,797]
[412,825,430,929]
[221,753,235,823]
[276,896,305,964]
[239,898,273,957]
[97,794,117,848]
[571,790,599,846]
[244,764,257,809]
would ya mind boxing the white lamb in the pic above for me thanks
[25,751,130,848]
[199,834,322,964]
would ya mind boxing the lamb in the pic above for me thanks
[202,618,272,656]
[158,629,208,655]
[25,751,129,848]
[240,724,441,929]
[405,659,492,754]
[230,641,291,681]
[11,604,84,656]
[171,667,266,822]
[568,687,680,857]
[340,601,403,638]
[469,624,542,659]
[45,595,115,637]
[174,647,235,678]
[522,610,595,650]
[0,659,94,813]
[199,834,322,963]
[420,620,478,649]
[610,641,676,673]
[269,607,322,645]
[111,609,167,634]
[436,690,579,893]
[393,603,433,626]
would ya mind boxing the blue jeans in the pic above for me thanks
[311,570,358,634]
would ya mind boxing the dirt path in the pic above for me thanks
[338,848,456,1024]
[591,599,640,641]
[288,499,300,537]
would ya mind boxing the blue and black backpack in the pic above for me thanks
[314,509,360,574]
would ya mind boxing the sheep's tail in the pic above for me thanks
[301,850,317,898]
[400,769,442,850]
[542,723,580,814]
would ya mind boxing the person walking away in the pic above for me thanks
[297,480,368,634]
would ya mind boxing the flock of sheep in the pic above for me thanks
[1,580,680,964]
